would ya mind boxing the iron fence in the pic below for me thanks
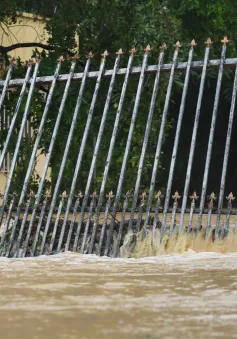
[0,37,237,258]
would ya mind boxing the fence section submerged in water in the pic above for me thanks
[0,37,237,258]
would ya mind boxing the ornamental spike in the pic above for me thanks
[144,44,152,54]
[221,36,229,46]
[205,37,213,46]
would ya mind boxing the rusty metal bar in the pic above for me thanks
[187,192,199,233]
[8,61,62,252]
[179,39,212,232]
[162,42,196,232]
[0,193,16,250]
[222,193,235,237]
[104,46,151,256]
[136,192,147,232]
[113,191,131,258]
[58,53,108,252]
[88,50,135,255]
[0,60,15,111]
[153,191,163,232]
[197,40,227,230]
[215,62,237,237]
[169,191,181,235]
[13,191,35,257]
[64,192,83,252]
[0,64,32,170]
[80,192,97,254]
[42,55,92,253]
[73,51,122,252]
[24,60,76,254]
[0,61,40,226]
[30,194,50,257]
[98,192,114,256]
[144,42,181,228]
[128,45,166,230]
[48,191,68,254]
[2,58,237,88]
[205,192,216,237]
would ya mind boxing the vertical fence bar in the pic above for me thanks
[8,60,63,253]
[64,192,83,252]
[0,192,16,250]
[179,38,212,233]
[13,191,35,257]
[0,63,32,169]
[88,49,135,255]
[28,197,47,257]
[0,60,40,226]
[58,52,108,251]
[205,192,216,237]
[113,191,131,258]
[215,49,237,237]
[128,44,166,230]
[235,212,237,233]
[144,42,181,229]
[162,41,196,232]
[42,55,92,251]
[29,193,51,257]
[0,59,15,112]
[73,50,122,252]
[153,191,163,232]
[48,191,68,254]
[197,39,227,230]
[170,191,181,235]
[223,193,235,237]
[104,45,151,256]
[24,60,76,253]
[80,192,97,254]
[136,192,147,232]
[98,191,115,256]
[187,192,199,233]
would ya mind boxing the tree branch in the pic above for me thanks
[0,42,76,56]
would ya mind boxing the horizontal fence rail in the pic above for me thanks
[0,37,237,258]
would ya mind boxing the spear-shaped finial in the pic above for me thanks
[172,191,181,202]
[61,190,68,199]
[106,191,115,200]
[116,48,124,55]
[90,191,97,199]
[190,39,197,48]
[207,192,216,209]
[87,51,93,59]
[226,192,235,204]
[45,191,51,199]
[101,50,109,59]
[57,56,65,63]
[11,57,17,65]
[160,43,167,52]
[35,56,42,63]
[155,190,164,203]
[205,37,213,46]
[129,47,136,55]
[174,41,182,50]
[221,36,229,46]
[189,191,199,201]
[144,44,152,54]
[27,59,34,66]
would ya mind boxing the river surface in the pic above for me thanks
[0,250,237,339]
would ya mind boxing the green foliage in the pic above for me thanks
[1,0,237,198]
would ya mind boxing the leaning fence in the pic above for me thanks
[0,37,237,258]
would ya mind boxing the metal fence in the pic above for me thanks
[0,37,237,258]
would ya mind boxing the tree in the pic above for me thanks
[1,0,237,202]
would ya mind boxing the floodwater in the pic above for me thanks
[1,232,237,339]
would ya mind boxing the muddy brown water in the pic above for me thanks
[1,229,237,339]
